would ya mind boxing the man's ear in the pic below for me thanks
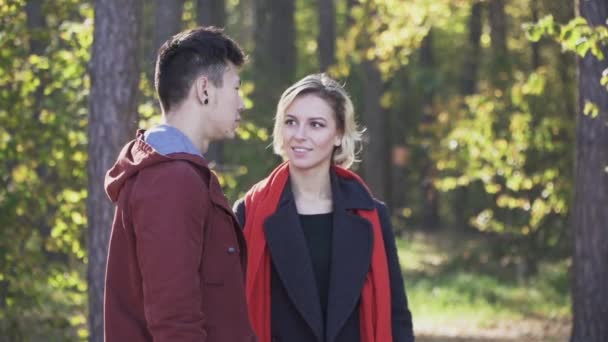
[194,76,210,105]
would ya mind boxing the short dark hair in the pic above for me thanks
[154,26,246,112]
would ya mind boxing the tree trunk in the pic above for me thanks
[317,0,335,71]
[555,0,576,119]
[462,1,482,95]
[361,60,389,202]
[346,0,357,27]
[252,0,295,126]
[198,0,226,28]
[0,0,50,315]
[530,0,541,70]
[488,0,509,85]
[571,0,608,341]
[488,0,507,57]
[198,0,226,165]
[154,0,184,53]
[88,0,141,341]
[389,81,410,221]
[454,1,483,230]
[26,0,46,121]
[26,0,70,264]
[419,30,440,230]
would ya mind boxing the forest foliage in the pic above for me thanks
[0,0,603,340]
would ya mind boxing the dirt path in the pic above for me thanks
[415,317,570,342]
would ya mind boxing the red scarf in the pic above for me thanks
[243,162,392,342]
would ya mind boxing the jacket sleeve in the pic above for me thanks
[131,161,209,342]
[233,198,246,228]
[376,201,415,342]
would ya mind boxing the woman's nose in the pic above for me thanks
[294,125,306,140]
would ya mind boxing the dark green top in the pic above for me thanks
[299,212,334,323]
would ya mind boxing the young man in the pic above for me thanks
[104,27,256,341]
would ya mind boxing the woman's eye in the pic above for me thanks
[285,119,296,125]
[311,121,325,128]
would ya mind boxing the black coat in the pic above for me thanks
[234,170,414,342]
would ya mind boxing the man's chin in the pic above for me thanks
[223,131,236,140]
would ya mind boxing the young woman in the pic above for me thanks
[234,74,414,342]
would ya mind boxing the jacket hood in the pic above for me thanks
[104,130,208,203]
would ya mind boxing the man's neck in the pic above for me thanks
[164,109,209,154]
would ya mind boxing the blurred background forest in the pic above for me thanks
[1,0,607,341]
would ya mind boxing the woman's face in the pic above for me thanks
[281,94,342,173]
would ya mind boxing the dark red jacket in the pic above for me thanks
[104,131,256,342]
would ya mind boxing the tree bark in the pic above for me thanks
[198,0,226,165]
[318,0,336,71]
[488,0,507,57]
[555,0,576,119]
[361,60,389,202]
[88,0,141,341]
[419,30,440,230]
[453,1,483,230]
[462,1,482,95]
[198,0,226,28]
[153,0,184,54]
[571,0,608,341]
[346,0,357,27]
[488,0,509,85]
[252,0,295,126]
[530,0,541,70]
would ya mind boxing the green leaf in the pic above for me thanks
[583,101,599,118]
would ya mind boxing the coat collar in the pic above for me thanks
[264,168,375,341]
[329,167,375,211]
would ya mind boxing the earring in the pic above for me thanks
[203,90,209,105]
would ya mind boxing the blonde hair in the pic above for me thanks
[272,73,363,169]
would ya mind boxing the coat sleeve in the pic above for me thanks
[233,197,246,228]
[131,161,210,342]
[376,201,415,342]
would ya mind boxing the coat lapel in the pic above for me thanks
[264,185,324,341]
[325,171,375,342]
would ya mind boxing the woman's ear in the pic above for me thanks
[334,135,343,147]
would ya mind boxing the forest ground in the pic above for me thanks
[397,228,571,342]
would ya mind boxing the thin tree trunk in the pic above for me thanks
[346,0,357,27]
[198,0,226,28]
[488,0,509,85]
[87,0,141,341]
[462,1,482,95]
[419,31,440,230]
[26,0,46,122]
[389,76,410,220]
[352,1,390,203]
[154,0,184,53]
[571,0,608,340]
[26,0,69,264]
[318,0,336,71]
[362,60,389,202]
[198,0,226,165]
[0,0,50,316]
[454,1,483,230]
[147,1,183,104]
[555,0,576,119]
[489,0,507,57]
[531,0,541,70]
[252,0,295,126]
